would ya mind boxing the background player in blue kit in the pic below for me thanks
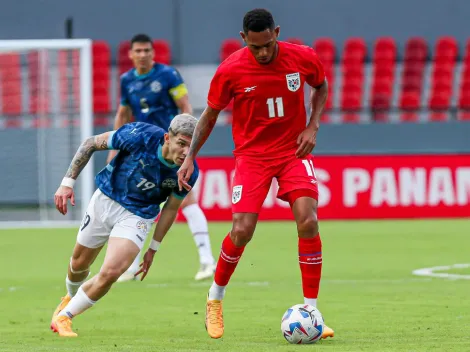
[107,34,215,282]
[50,114,199,337]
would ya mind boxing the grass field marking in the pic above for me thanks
[412,263,470,280]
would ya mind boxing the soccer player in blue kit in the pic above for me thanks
[107,34,215,282]
[50,114,199,337]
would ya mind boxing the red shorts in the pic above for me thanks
[231,155,319,213]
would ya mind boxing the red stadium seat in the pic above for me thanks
[0,53,22,115]
[342,37,367,68]
[399,91,420,110]
[429,111,449,121]
[341,83,362,111]
[313,38,335,64]
[220,39,242,62]
[153,40,171,65]
[400,39,428,110]
[404,37,428,63]
[434,36,458,64]
[400,112,419,122]
[458,88,470,110]
[28,52,50,114]
[342,113,361,123]
[374,37,396,64]
[92,41,111,114]
[58,49,80,113]
[118,41,133,75]
[286,37,304,45]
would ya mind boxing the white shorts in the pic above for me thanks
[77,189,156,250]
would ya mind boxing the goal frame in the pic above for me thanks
[0,39,93,227]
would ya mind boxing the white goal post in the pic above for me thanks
[0,39,93,227]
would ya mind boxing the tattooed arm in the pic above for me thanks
[176,106,220,191]
[66,132,112,180]
[54,132,112,215]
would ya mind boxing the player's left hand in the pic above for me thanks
[296,126,318,158]
[135,249,156,281]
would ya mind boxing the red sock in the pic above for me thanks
[214,233,246,286]
[298,235,322,299]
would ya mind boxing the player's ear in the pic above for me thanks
[164,133,170,143]
[274,26,280,38]
[240,31,246,43]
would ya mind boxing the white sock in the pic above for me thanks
[304,298,317,307]
[182,204,215,265]
[66,275,88,297]
[127,250,141,273]
[208,282,226,300]
[58,287,96,319]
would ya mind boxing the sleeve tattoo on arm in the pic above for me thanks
[65,134,109,180]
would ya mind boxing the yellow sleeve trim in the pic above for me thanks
[169,83,188,101]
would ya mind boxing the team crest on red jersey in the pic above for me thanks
[232,185,243,204]
[286,72,301,92]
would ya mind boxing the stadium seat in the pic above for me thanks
[374,37,396,64]
[399,38,428,112]
[399,91,420,110]
[92,41,111,114]
[58,49,80,113]
[286,37,304,45]
[429,111,449,121]
[341,83,362,111]
[434,36,458,64]
[313,38,336,110]
[153,40,171,65]
[28,52,50,114]
[404,37,428,63]
[118,41,133,75]
[324,67,334,110]
[458,86,470,110]
[0,53,22,115]
[370,38,397,115]
[220,39,242,61]
[400,112,419,122]
[313,38,335,64]
[342,37,367,67]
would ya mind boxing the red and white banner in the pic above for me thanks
[179,155,470,221]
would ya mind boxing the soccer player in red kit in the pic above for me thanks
[177,8,334,339]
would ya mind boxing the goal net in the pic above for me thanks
[0,39,93,226]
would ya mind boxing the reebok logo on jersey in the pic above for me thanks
[244,86,257,93]
[130,128,138,135]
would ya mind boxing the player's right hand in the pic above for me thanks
[135,249,156,281]
[177,158,194,192]
[54,186,75,215]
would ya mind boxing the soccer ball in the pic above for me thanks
[280,304,324,344]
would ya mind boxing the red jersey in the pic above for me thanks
[207,41,325,159]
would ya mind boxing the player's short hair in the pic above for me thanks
[169,114,198,138]
[243,8,275,34]
[130,34,153,48]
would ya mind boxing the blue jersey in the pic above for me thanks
[96,122,199,219]
[120,63,188,131]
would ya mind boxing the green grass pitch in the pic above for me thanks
[0,219,469,351]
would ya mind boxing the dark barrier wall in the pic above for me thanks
[0,0,469,64]
[1,122,469,203]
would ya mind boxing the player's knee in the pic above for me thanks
[230,223,255,246]
[98,267,122,285]
[70,256,90,274]
[297,214,319,238]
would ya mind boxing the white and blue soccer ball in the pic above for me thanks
[280,304,324,344]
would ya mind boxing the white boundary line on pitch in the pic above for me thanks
[0,221,81,229]
[412,263,470,280]
[145,278,432,289]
